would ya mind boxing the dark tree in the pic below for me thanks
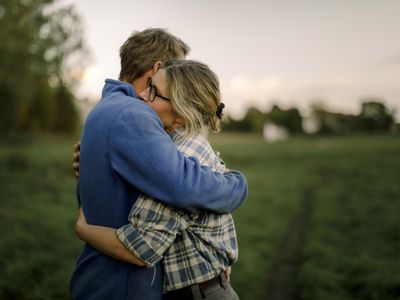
[0,0,88,137]
[267,105,303,134]
[356,100,395,132]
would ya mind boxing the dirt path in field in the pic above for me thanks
[264,186,315,300]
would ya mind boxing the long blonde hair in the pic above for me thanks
[163,60,224,138]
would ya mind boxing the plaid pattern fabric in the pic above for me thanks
[116,131,238,291]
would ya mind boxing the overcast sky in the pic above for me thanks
[66,0,400,119]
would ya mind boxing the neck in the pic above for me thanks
[130,75,148,96]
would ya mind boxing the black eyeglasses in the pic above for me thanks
[148,80,170,102]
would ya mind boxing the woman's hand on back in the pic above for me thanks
[72,140,80,177]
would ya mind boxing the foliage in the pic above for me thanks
[223,105,304,134]
[310,102,356,134]
[0,0,87,138]
[224,100,396,136]
[267,105,303,134]
[356,100,396,132]
[311,99,396,135]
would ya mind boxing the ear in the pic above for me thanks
[151,61,163,74]
[172,116,185,130]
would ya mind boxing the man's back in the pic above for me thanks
[70,80,164,300]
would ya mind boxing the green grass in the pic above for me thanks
[296,137,400,300]
[0,134,399,299]
[0,137,81,300]
[210,134,319,299]
[210,134,400,300]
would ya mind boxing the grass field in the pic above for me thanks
[0,134,399,300]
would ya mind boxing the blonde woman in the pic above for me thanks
[75,60,243,300]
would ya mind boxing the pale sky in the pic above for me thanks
[66,0,400,119]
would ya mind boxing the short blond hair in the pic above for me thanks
[119,28,190,83]
[163,60,224,138]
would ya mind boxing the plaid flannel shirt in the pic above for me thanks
[116,131,238,291]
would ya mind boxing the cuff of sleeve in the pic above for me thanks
[116,224,162,268]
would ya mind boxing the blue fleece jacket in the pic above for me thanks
[69,79,247,300]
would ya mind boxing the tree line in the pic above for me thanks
[223,100,397,135]
[0,0,87,140]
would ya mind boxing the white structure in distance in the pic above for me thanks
[263,123,289,142]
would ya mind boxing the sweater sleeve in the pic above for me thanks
[109,105,247,214]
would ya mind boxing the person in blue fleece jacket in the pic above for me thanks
[69,28,247,300]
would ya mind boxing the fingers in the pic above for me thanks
[73,140,81,152]
[72,140,81,178]
[73,152,80,163]
[72,157,80,177]
[224,267,231,282]
[73,162,79,177]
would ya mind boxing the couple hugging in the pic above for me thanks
[70,28,248,300]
